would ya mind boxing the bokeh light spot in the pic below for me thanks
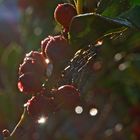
[75,106,83,114]
[38,117,47,124]
[115,123,123,132]
[118,62,129,71]
[114,53,122,61]
[93,61,102,71]
[25,7,33,15]
[104,129,113,136]
[89,108,98,116]
[34,27,42,36]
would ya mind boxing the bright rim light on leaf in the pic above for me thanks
[38,117,47,124]
[89,108,98,116]
[75,106,83,114]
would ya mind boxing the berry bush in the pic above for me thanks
[0,0,140,140]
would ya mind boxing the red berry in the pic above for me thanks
[27,95,56,120]
[18,73,43,94]
[19,50,53,78]
[41,36,52,58]
[19,59,46,76]
[44,35,70,63]
[18,51,53,94]
[2,129,10,138]
[54,85,80,110]
[54,3,77,30]
[24,51,46,66]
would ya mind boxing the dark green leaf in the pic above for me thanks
[69,13,133,49]
[120,5,140,29]
[130,0,140,6]
[1,43,23,70]
[101,0,130,17]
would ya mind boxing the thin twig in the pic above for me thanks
[10,107,26,137]
[4,107,28,140]
[73,0,77,7]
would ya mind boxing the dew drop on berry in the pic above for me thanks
[18,81,24,92]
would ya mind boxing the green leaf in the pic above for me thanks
[0,43,23,87]
[99,0,130,16]
[69,13,133,49]
[1,43,23,70]
[120,5,140,29]
[130,0,140,6]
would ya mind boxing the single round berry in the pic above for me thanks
[24,51,46,66]
[21,51,48,77]
[2,129,10,138]
[27,95,56,120]
[43,35,70,63]
[54,3,77,30]
[18,73,43,93]
[19,59,46,76]
[54,85,80,110]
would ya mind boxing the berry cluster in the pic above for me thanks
[18,51,47,93]
[17,3,80,121]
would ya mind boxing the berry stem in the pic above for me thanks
[76,0,83,14]
[4,107,28,140]
[73,0,77,7]
[10,107,26,137]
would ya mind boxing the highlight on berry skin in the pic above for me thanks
[18,81,24,92]
[45,58,50,64]
[37,116,48,124]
